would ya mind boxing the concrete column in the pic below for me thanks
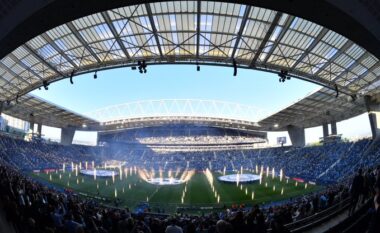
[364,95,380,140]
[61,126,76,145]
[287,125,305,147]
[331,121,337,135]
[37,123,42,138]
[322,123,329,138]
[29,114,35,133]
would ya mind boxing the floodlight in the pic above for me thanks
[43,80,49,90]
[334,84,339,98]
[69,70,75,84]
[233,59,237,76]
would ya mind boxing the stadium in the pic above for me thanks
[0,0,379,233]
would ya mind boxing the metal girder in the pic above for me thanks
[230,5,251,59]
[250,12,283,67]
[332,52,369,89]
[314,40,354,77]
[290,28,329,70]
[302,98,349,112]
[356,64,380,92]
[101,11,131,60]
[317,90,364,108]
[196,0,201,61]
[66,22,102,63]
[7,53,43,81]
[262,15,295,64]
[23,44,65,78]
[0,63,25,92]
[255,61,353,95]
[144,3,163,58]
[40,33,79,69]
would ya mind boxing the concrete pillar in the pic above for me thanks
[29,114,35,133]
[61,126,76,145]
[287,125,305,147]
[331,121,337,135]
[364,95,380,140]
[322,123,329,138]
[37,123,42,138]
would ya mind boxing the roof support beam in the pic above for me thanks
[7,53,43,81]
[250,12,283,67]
[0,63,27,90]
[101,11,131,60]
[196,0,201,61]
[341,52,378,89]
[262,15,295,64]
[290,28,329,70]
[23,44,67,78]
[40,33,79,69]
[66,22,102,63]
[356,64,380,93]
[144,3,163,58]
[230,5,251,59]
[314,40,354,77]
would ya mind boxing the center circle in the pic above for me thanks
[80,169,119,177]
[145,177,186,186]
[218,173,260,183]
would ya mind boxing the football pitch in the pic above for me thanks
[31,170,321,213]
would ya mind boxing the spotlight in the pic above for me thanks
[94,71,97,79]
[334,84,339,98]
[43,80,49,90]
[70,70,75,84]
[233,59,237,76]
[137,60,147,74]
[278,70,288,83]
[142,60,147,73]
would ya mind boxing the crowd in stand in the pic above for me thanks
[0,132,380,232]
[136,135,264,145]
[107,138,375,184]
[0,157,364,233]
[0,135,377,184]
[0,136,101,170]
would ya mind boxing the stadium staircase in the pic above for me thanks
[267,197,371,233]
[266,197,350,232]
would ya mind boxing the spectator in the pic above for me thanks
[349,169,364,216]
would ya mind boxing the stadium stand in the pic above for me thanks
[0,133,379,233]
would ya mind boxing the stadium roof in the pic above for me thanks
[0,1,379,131]
[1,94,97,129]
[258,87,367,131]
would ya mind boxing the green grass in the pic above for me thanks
[31,170,321,213]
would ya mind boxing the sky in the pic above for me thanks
[31,64,372,145]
